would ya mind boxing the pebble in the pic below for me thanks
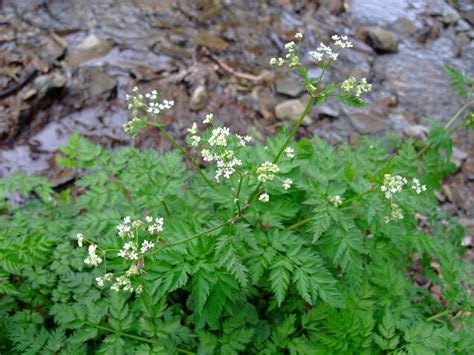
[189,85,208,111]
[275,77,304,97]
[275,99,305,121]
[365,26,400,52]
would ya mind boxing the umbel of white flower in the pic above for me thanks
[84,244,102,267]
[256,162,280,182]
[381,174,407,199]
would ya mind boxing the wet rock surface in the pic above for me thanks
[0,0,473,239]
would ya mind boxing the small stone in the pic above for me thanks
[452,147,468,169]
[189,85,208,111]
[33,72,67,98]
[67,33,113,66]
[443,10,461,25]
[275,99,305,121]
[69,67,117,101]
[320,0,344,14]
[347,109,386,134]
[456,19,471,32]
[275,78,304,97]
[403,124,429,140]
[393,17,418,36]
[366,27,399,52]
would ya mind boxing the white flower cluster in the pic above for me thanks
[310,34,353,63]
[84,244,102,267]
[116,216,163,260]
[236,134,252,147]
[411,178,427,194]
[76,233,84,247]
[209,127,230,147]
[341,76,372,97]
[285,147,295,158]
[329,195,342,207]
[270,33,303,68]
[259,193,270,203]
[110,266,141,293]
[215,151,243,182]
[381,174,407,199]
[96,273,113,287]
[123,87,174,133]
[256,162,280,182]
[146,216,164,234]
[117,216,133,238]
[188,114,252,182]
[331,35,353,49]
[203,113,213,124]
[282,178,293,190]
[118,241,139,260]
[384,203,404,223]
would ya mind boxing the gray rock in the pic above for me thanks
[393,17,418,36]
[372,51,465,121]
[366,27,399,52]
[320,0,344,14]
[349,0,409,26]
[452,147,468,169]
[275,99,305,121]
[456,19,471,32]
[30,122,69,152]
[189,85,208,111]
[69,67,117,101]
[275,78,304,97]
[427,0,460,24]
[403,124,429,140]
[347,109,386,134]
[67,33,113,66]
[33,72,67,98]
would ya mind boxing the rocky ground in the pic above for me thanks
[0,0,473,253]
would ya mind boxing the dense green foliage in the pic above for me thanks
[1,122,473,354]
[1,37,473,354]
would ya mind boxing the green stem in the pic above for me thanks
[247,96,316,205]
[162,201,171,216]
[288,217,312,230]
[148,220,232,257]
[444,100,473,130]
[86,322,155,344]
[426,309,451,322]
[235,174,244,215]
[416,99,473,159]
[87,322,196,354]
[152,122,214,188]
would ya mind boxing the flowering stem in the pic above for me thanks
[416,99,473,159]
[247,96,316,205]
[148,220,231,257]
[235,174,244,214]
[150,122,214,188]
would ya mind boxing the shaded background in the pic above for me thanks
[0,0,473,244]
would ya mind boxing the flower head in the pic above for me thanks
[329,195,342,207]
[188,122,198,135]
[259,193,270,203]
[381,174,407,199]
[285,147,295,159]
[203,113,214,124]
[282,178,293,190]
[256,162,280,182]
[76,233,84,247]
[84,244,102,267]
[411,178,427,194]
